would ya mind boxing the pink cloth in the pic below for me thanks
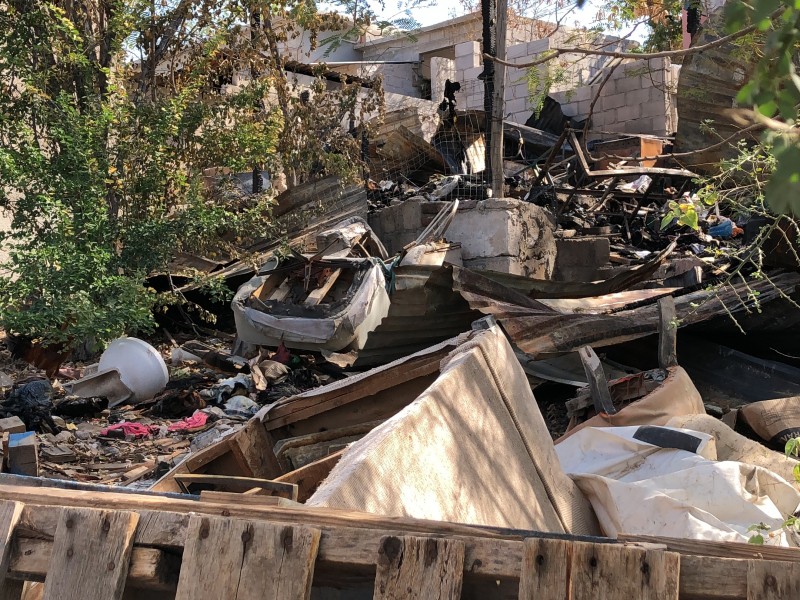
[167,410,209,432]
[100,422,158,438]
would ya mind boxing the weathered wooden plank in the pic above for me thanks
[0,501,24,600]
[570,541,679,600]
[373,535,465,600]
[518,537,570,600]
[264,353,445,429]
[41,507,139,600]
[618,533,800,563]
[175,515,320,600]
[228,419,283,480]
[578,346,616,415]
[8,538,179,592]
[173,474,297,500]
[304,269,342,306]
[747,559,800,600]
[680,555,747,600]
[0,581,22,600]
[658,296,678,370]
[275,449,345,503]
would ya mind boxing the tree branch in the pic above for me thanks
[488,9,782,69]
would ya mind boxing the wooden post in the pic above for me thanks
[481,0,496,186]
[578,346,616,416]
[491,0,507,197]
[658,296,678,370]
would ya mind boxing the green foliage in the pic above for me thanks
[0,0,380,350]
[661,201,700,230]
[599,0,684,51]
[526,58,569,118]
[725,0,800,214]
[747,522,770,545]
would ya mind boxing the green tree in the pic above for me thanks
[0,0,381,349]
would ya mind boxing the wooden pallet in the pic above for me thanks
[0,483,799,599]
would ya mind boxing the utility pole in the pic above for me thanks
[491,0,507,197]
[481,0,507,197]
[481,0,496,188]
[250,8,263,194]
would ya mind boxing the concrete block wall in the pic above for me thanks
[549,58,677,137]
[368,198,556,277]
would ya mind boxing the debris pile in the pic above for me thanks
[5,78,800,598]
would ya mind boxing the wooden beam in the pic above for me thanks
[570,541,679,599]
[274,449,345,503]
[304,269,342,306]
[0,501,24,600]
[578,346,616,415]
[8,538,180,592]
[173,474,298,500]
[490,0,507,197]
[746,558,800,599]
[518,538,569,600]
[658,295,678,369]
[617,534,800,564]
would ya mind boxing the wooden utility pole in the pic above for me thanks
[491,0,507,197]
[481,0,507,197]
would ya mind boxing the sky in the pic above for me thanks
[382,0,647,41]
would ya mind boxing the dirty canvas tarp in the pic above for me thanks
[558,365,705,441]
[307,323,600,536]
[557,426,800,545]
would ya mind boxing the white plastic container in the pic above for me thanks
[98,337,169,401]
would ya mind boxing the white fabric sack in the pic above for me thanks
[556,426,800,546]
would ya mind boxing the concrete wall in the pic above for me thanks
[356,15,675,137]
[550,58,679,137]
[368,197,556,277]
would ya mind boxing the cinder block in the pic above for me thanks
[615,105,640,122]
[625,88,651,106]
[641,99,667,118]
[574,85,595,102]
[506,43,529,61]
[505,96,529,116]
[0,417,25,434]
[455,41,480,58]
[455,55,477,72]
[463,66,484,83]
[623,117,655,134]
[527,39,551,55]
[611,75,642,94]
[603,92,626,110]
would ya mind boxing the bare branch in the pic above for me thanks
[488,9,782,69]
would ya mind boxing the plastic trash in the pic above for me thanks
[98,337,169,401]
[225,395,259,419]
[1,379,59,433]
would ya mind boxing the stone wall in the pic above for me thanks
[368,198,556,277]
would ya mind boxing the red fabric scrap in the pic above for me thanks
[100,422,158,439]
[167,410,209,433]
